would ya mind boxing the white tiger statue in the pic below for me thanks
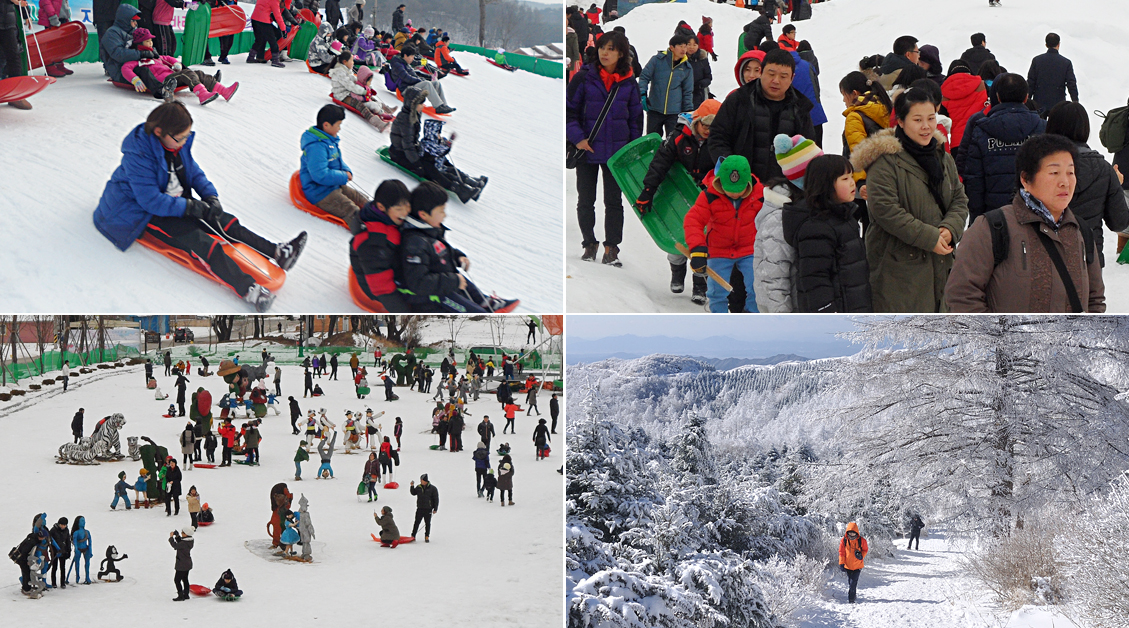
[57,437,97,465]
[91,413,127,461]
[127,436,140,461]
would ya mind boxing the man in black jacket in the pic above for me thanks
[175,372,189,417]
[1027,32,1078,118]
[48,518,71,589]
[709,49,815,185]
[164,350,172,376]
[409,474,439,542]
[391,4,405,33]
[549,394,559,433]
[959,33,996,75]
[289,396,301,434]
[71,408,85,443]
[742,11,772,53]
[877,35,919,90]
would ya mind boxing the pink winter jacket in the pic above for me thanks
[251,0,284,27]
[37,0,62,26]
[121,55,180,84]
[151,0,176,26]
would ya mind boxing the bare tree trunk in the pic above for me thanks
[9,317,18,380]
[58,316,71,373]
[478,0,486,47]
[212,316,236,343]
[97,316,106,362]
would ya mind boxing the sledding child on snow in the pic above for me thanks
[111,471,134,510]
[156,386,169,400]
[212,569,241,599]
[329,49,392,131]
[399,182,516,313]
[122,28,238,105]
[682,155,765,313]
[300,104,372,234]
[374,506,401,546]
[356,65,397,115]
[307,22,337,74]
[353,25,385,68]
[389,90,485,203]
[198,502,214,524]
[432,34,466,75]
[94,103,308,312]
[389,45,454,113]
[166,403,177,416]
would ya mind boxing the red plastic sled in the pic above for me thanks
[348,271,391,313]
[193,463,217,468]
[263,27,299,61]
[208,5,247,38]
[197,521,214,526]
[487,59,516,72]
[0,75,54,104]
[288,170,350,229]
[371,533,415,546]
[298,8,321,25]
[189,584,212,596]
[393,89,450,119]
[109,78,189,94]
[26,22,87,69]
[382,481,399,489]
[136,232,286,293]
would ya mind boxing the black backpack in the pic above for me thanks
[841,111,884,159]
[983,207,1095,268]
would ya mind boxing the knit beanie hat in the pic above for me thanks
[691,99,721,127]
[363,25,374,38]
[118,471,126,479]
[330,40,344,54]
[132,27,154,45]
[774,134,823,189]
[715,155,752,195]
[420,473,428,482]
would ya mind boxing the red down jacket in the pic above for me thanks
[683,170,765,259]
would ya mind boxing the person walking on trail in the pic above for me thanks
[526,385,540,416]
[1027,33,1078,118]
[71,408,85,443]
[410,474,439,542]
[839,522,868,603]
[164,350,172,376]
[908,515,925,550]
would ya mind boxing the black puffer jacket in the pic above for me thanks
[709,80,815,183]
[389,85,428,167]
[640,119,715,196]
[399,217,466,299]
[957,101,1046,223]
[742,14,772,52]
[410,481,439,511]
[688,49,712,109]
[782,199,872,313]
[791,0,811,21]
[1,0,22,30]
[1070,142,1129,267]
[959,46,996,75]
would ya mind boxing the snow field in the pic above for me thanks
[0,50,564,312]
[566,0,1129,312]
[0,361,564,626]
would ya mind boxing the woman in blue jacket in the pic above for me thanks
[93,103,307,312]
[566,30,643,267]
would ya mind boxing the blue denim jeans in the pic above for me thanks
[295,462,302,478]
[706,256,758,313]
[111,494,131,509]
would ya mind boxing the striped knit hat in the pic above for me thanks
[774,134,823,189]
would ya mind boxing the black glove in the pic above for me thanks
[201,195,223,215]
[635,187,655,215]
[839,564,847,573]
[184,198,221,225]
[689,245,708,274]
[139,49,159,59]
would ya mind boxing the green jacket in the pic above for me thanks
[851,128,969,312]
[294,446,310,463]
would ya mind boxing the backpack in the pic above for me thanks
[984,206,1095,267]
[1096,99,1129,153]
[841,111,884,158]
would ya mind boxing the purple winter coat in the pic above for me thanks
[566,62,643,165]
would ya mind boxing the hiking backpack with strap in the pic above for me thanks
[984,207,1095,268]
[1096,98,1129,154]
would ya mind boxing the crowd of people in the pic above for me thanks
[566,2,1129,313]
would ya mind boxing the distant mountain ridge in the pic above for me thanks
[568,333,846,364]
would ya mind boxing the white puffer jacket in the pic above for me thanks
[329,64,367,102]
[753,185,799,313]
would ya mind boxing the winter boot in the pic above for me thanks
[455,182,476,204]
[219,56,230,64]
[368,114,390,131]
[670,261,687,293]
[691,274,707,305]
[246,49,259,63]
[193,84,220,105]
[202,57,216,66]
[214,82,239,101]
[601,244,622,267]
[243,283,276,313]
[46,63,66,77]
[434,104,456,114]
[162,76,179,98]
[59,62,74,75]
[275,231,308,270]
[381,102,398,115]
[213,69,222,83]
[278,50,291,62]
[581,243,599,261]
[7,99,32,110]
[271,57,286,68]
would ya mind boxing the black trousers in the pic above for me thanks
[449,432,461,452]
[575,161,623,247]
[846,568,861,602]
[190,512,198,528]
[203,34,235,61]
[504,418,515,434]
[908,529,920,550]
[438,428,447,448]
[174,569,190,597]
[411,508,432,537]
[500,488,512,502]
[132,64,166,93]
[165,364,172,376]
[330,365,338,379]
[476,468,486,492]
[166,494,180,515]
[146,212,276,298]
[50,555,66,586]
[251,20,279,56]
[20,560,31,592]
[154,23,177,57]
[178,399,186,416]
[222,445,232,465]
[551,414,558,433]
[646,111,679,138]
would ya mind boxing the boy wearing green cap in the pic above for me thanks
[683,155,765,312]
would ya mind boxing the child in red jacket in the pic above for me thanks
[683,155,765,313]
[697,17,716,62]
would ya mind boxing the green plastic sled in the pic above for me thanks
[289,20,318,61]
[180,2,211,67]
[357,386,371,395]
[375,146,455,198]
[737,35,747,60]
[605,133,703,257]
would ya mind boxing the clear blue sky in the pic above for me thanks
[568,315,860,341]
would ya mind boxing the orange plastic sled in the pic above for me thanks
[137,232,286,293]
[348,271,390,313]
[289,171,350,229]
[306,58,326,75]
[394,89,449,119]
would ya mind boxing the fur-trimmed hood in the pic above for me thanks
[849,127,948,173]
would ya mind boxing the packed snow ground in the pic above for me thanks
[565,0,1129,312]
[0,361,564,625]
[0,50,563,312]
[798,532,1078,628]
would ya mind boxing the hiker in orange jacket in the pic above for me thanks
[433,35,466,75]
[838,522,868,603]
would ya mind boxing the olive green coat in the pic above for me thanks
[851,128,969,312]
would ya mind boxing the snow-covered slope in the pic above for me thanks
[0,361,563,625]
[1,51,563,312]
[566,0,1129,312]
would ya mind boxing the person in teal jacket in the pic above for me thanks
[300,104,371,234]
[638,33,695,138]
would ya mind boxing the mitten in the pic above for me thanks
[48,14,60,27]
[689,245,708,273]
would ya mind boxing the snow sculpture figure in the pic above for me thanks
[297,494,315,561]
[91,413,127,460]
[57,437,97,465]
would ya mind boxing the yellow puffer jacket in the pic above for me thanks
[843,97,891,182]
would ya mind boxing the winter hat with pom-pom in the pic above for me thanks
[715,155,752,195]
[774,134,823,189]
[363,26,374,38]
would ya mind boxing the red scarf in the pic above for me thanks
[598,66,632,92]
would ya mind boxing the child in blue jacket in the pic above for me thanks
[300,104,371,234]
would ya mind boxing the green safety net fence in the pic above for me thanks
[450,44,563,79]
[64,31,258,64]
[2,344,141,382]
